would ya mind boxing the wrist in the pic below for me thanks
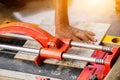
[55,23,74,36]
[55,22,69,27]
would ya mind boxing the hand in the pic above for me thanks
[56,24,97,44]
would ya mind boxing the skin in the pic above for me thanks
[54,0,97,43]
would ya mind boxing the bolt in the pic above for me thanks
[89,75,98,80]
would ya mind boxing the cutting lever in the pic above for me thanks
[0,22,118,66]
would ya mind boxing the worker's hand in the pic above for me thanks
[56,24,97,44]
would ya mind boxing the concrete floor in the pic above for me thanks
[0,0,120,80]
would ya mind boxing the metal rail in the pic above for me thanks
[62,53,104,64]
[0,44,39,54]
[0,33,32,40]
[71,41,112,52]
[0,44,104,64]
[0,34,112,52]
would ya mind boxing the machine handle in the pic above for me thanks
[0,22,70,50]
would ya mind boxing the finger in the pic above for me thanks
[87,40,95,44]
[85,30,95,36]
[87,34,97,42]
[72,36,82,42]
[75,33,90,42]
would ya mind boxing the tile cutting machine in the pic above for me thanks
[0,22,119,80]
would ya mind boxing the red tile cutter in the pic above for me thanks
[0,22,119,80]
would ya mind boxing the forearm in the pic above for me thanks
[54,0,96,43]
[54,0,69,27]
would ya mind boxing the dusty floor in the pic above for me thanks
[0,0,120,80]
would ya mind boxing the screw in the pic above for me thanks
[89,75,98,80]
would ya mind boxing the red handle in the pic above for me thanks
[0,22,58,48]
[0,22,71,65]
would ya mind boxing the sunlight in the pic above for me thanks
[84,0,104,6]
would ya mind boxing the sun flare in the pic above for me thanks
[85,0,104,6]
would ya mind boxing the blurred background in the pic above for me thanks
[0,0,120,35]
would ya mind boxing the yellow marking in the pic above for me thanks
[1,20,39,27]
[1,19,18,24]
[102,35,120,46]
